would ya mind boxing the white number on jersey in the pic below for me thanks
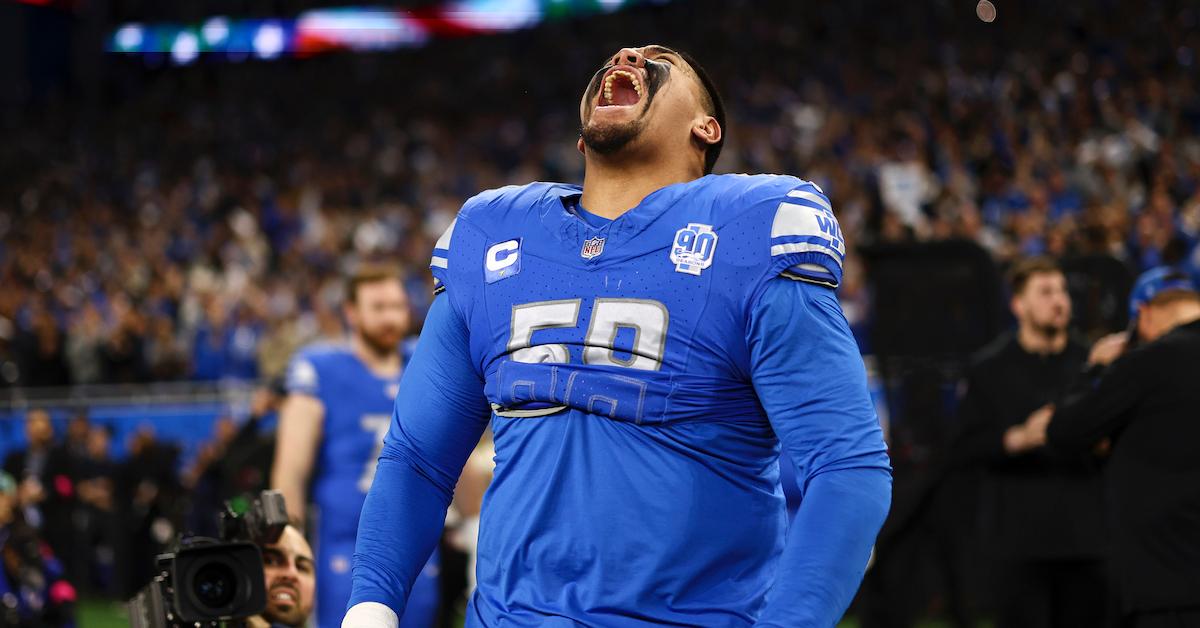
[358,414,391,493]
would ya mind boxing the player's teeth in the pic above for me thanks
[599,70,642,105]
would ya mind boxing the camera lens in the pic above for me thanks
[191,562,237,609]
[171,543,265,622]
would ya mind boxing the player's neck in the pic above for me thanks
[579,157,702,220]
[350,336,401,377]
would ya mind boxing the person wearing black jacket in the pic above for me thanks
[1024,266,1200,628]
[2,410,74,539]
[954,257,1108,628]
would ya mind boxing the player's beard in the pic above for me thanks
[1034,305,1069,339]
[1032,320,1067,340]
[357,325,402,359]
[581,117,648,155]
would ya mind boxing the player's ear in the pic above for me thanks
[1009,294,1023,320]
[691,115,721,150]
[577,136,586,155]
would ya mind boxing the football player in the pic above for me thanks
[344,46,891,627]
[272,265,439,627]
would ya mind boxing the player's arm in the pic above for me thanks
[747,277,892,628]
[343,294,491,628]
[271,385,325,527]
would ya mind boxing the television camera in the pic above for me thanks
[127,490,289,627]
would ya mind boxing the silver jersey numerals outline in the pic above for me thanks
[583,298,669,370]
[508,299,582,364]
[496,297,669,418]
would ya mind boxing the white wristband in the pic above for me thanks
[341,602,399,628]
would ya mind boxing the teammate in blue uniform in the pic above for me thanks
[271,265,439,628]
[344,46,891,627]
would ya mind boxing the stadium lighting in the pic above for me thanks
[114,24,144,52]
[202,17,231,47]
[107,1,676,60]
[253,23,287,59]
[295,9,429,53]
[443,0,541,31]
[171,31,201,65]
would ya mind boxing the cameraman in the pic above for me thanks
[247,525,315,628]
[1021,267,1200,627]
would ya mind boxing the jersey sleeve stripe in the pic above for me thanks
[785,189,832,212]
[772,234,849,259]
[771,201,830,237]
[771,242,846,266]
[430,256,448,269]
[434,218,457,250]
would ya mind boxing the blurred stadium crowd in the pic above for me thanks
[2,0,1200,624]
[2,0,1199,388]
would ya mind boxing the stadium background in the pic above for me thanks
[1,0,1198,624]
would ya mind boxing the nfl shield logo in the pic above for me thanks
[581,237,606,260]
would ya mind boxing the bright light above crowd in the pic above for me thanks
[202,18,231,48]
[107,0,674,65]
[170,31,200,65]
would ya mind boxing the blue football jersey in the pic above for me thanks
[285,344,439,628]
[424,174,861,625]
[286,344,403,542]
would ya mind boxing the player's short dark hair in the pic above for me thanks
[1008,256,1063,295]
[345,263,403,304]
[675,49,726,175]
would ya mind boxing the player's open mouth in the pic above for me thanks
[598,68,644,107]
